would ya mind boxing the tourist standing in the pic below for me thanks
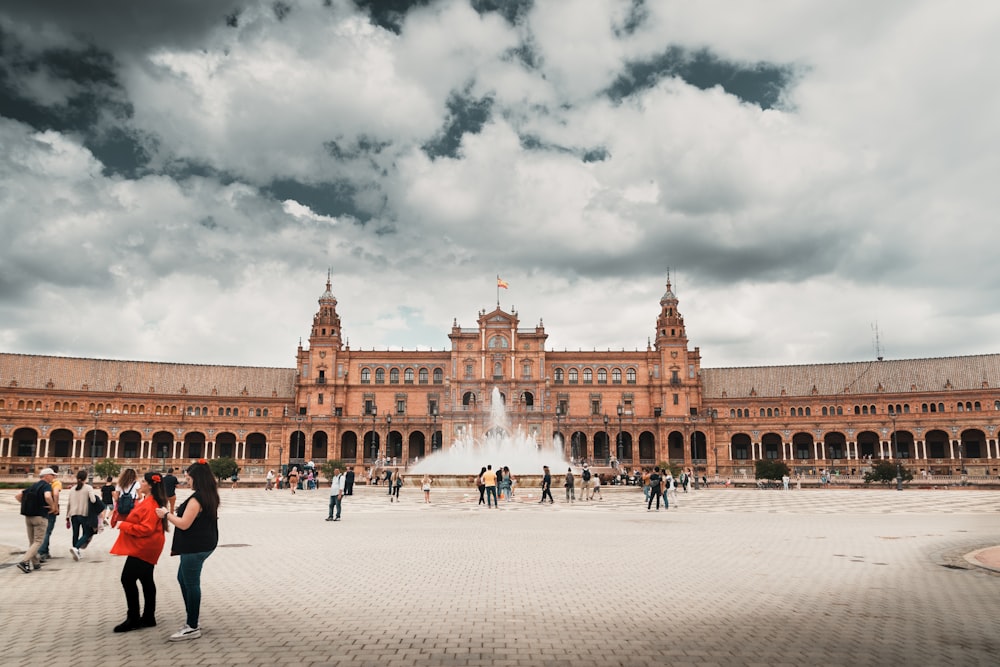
[421,474,432,503]
[345,467,355,496]
[647,468,662,511]
[14,467,58,573]
[540,466,553,504]
[580,464,592,501]
[230,469,240,490]
[265,469,275,491]
[110,472,169,632]
[477,467,487,505]
[155,460,220,641]
[500,466,512,501]
[163,468,179,511]
[666,472,678,505]
[326,467,344,521]
[483,465,498,508]
[67,469,101,560]
[100,476,116,526]
[564,468,575,502]
[782,473,790,491]
[642,468,651,502]
[392,469,403,502]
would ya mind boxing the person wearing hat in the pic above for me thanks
[14,468,59,573]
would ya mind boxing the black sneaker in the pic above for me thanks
[32,562,42,570]
[17,562,31,574]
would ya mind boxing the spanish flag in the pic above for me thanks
[497,277,509,289]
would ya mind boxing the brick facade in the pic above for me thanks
[2,277,999,477]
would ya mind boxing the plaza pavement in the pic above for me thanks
[2,484,999,666]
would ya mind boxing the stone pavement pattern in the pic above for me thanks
[2,486,999,666]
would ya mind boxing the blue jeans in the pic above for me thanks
[485,486,497,507]
[177,551,213,629]
[328,494,342,519]
[39,514,57,555]
[71,515,94,549]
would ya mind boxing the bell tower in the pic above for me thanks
[654,273,687,351]
[295,271,343,416]
[651,273,702,417]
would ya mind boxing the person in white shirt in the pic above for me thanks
[590,472,603,500]
[326,468,345,521]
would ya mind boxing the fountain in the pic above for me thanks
[409,387,571,480]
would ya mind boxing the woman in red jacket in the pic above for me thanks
[110,471,169,632]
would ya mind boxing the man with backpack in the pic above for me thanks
[580,463,592,501]
[14,467,59,573]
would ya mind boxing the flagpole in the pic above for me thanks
[496,274,500,308]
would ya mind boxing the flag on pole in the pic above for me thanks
[497,277,509,289]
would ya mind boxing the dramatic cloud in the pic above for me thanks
[1,0,998,369]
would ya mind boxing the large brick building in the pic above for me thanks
[2,277,999,478]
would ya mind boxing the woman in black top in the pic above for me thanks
[155,459,219,642]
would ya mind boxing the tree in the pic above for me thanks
[863,460,913,485]
[208,457,239,482]
[319,460,347,482]
[94,458,122,480]
[755,460,790,480]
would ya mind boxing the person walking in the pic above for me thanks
[288,466,299,494]
[539,466,554,503]
[564,468,575,503]
[421,474,432,503]
[110,472,169,632]
[666,472,678,506]
[162,468,179,512]
[14,467,58,573]
[476,467,487,506]
[155,460,220,642]
[391,469,403,502]
[500,467,512,502]
[66,469,101,560]
[483,465,498,508]
[37,468,63,562]
[113,468,139,527]
[100,476,116,527]
[326,467,344,521]
[591,472,603,500]
[265,470,275,491]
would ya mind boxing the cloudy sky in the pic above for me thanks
[1,0,998,370]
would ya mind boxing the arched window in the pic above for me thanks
[375,368,385,384]
[361,368,371,383]
[404,368,414,383]
[583,369,593,383]
[494,362,503,377]
[862,406,868,415]
[488,335,509,349]
[870,405,877,414]
[568,369,578,383]
[958,403,965,412]
[612,369,622,383]
[805,407,811,416]
[555,368,564,382]
[730,409,736,418]
[626,368,637,384]
[938,403,944,412]
[760,408,766,417]
[419,368,428,384]
[822,407,828,416]
[974,402,980,411]
[389,368,399,384]
[597,369,607,383]
[837,407,843,415]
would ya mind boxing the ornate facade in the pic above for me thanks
[2,277,999,477]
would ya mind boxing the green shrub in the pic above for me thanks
[863,460,913,485]
[755,460,791,480]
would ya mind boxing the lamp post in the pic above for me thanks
[616,404,624,463]
[386,414,392,465]
[369,405,378,463]
[430,406,438,453]
[603,414,609,465]
[90,411,100,484]
[890,408,902,491]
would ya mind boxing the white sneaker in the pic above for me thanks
[169,625,201,641]
[70,547,81,561]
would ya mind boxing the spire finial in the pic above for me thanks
[326,267,332,291]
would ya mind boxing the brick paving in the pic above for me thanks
[2,485,999,666]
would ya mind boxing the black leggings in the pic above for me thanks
[121,556,156,620]
[477,484,486,504]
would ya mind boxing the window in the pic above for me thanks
[317,394,324,405]
[583,369,593,383]
[433,368,443,384]
[730,409,736,418]
[465,364,474,379]
[390,368,400,384]
[822,407,828,416]
[591,399,601,415]
[233,408,239,416]
[419,368,429,384]
[673,394,679,405]
[404,368,414,383]
[555,369,564,383]
[375,368,385,384]
[361,368,371,384]
[397,400,406,415]
[522,362,532,379]
[597,369,607,384]
[488,335,509,349]
[494,362,503,378]
[760,408,766,417]
[612,369,622,384]
[626,369,636,384]
[218,407,224,416]
[671,370,680,384]
[568,369,578,384]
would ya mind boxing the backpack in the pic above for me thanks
[117,484,136,517]
[87,494,106,527]
[582,469,591,481]
[19,481,44,516]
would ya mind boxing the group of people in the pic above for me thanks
[476,465,520,507]
[265,465,357,494]
[15,461,219,641]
